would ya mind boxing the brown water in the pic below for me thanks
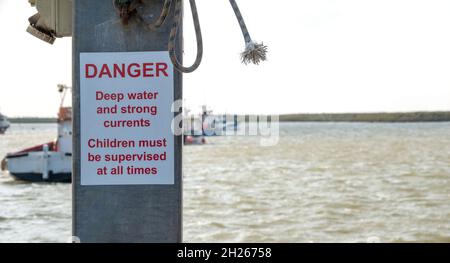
[1,122,450,242]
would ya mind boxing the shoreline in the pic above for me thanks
[277,111,450,123]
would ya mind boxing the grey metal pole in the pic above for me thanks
[72,0,182,242]
[201,108,206,136]
[222,114,226,134]
[191,115,195,136]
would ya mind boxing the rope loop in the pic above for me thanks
[169,0,203,73]
[136,0,174,31]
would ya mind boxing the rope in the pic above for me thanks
[113,0,265,72]
[229,0,251,44]
[139,0,173,30]
[168,0,203,73]
[228,0,267,65]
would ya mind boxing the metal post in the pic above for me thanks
[190,115,195,136]
[73,0,182,242]
[42,144,49,181]
[222,114,227,134]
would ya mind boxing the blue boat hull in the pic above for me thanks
[9,172,71,183]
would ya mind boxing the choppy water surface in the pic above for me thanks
[1,122,450,242]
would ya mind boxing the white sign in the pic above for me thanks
[80,51,174,185]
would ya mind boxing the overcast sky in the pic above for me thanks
[0,0,449,117]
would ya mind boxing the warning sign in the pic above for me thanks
[80,51,174,185]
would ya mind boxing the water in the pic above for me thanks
[0,124,70,242]
[1,122,450,243]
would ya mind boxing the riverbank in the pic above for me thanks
[8,117,57,124]
[276,111,450,123]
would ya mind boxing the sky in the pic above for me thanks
[0,0,449,117]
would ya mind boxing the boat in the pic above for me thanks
[183,107,206,145]
[182,105,239,143]
[184,135,206,145]
[1,85,72,183]
[197,105,239,137]
[0,112,10,134]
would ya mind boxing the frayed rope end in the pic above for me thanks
[241,42,268,65]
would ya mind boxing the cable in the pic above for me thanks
[228,0,267,65]
[168,0,203,73]
[140,0,174,30]
[113,0,265,72]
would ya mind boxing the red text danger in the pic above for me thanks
[85,62,169,78]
